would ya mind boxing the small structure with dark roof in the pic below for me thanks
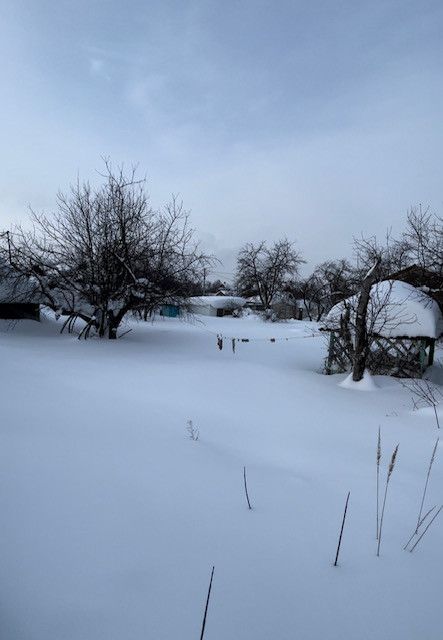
[322,280,442,378]
[0,262,41,321]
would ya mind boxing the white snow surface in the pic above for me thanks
[187,295,246,309]
[325,279,443,338]
[1,312,443,640]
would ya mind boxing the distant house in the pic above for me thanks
[187,296,246,317]
[160,303,180,318]
[244,296,264,312]
[0,262,41,321]
[271,293,299,320]
[244,294,300,319]
[322,280,443,378]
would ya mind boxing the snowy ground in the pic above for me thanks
[1,312,443,640]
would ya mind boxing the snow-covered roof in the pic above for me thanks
[324,280,443,339]
[187,296,246,310]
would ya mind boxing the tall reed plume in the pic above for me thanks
[376,427,381,540]
[377,444,399,557]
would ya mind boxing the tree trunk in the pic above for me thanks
[108,323,118,339]
[107,310,121,339]
[352,259,380,382]
[97,310,106,338]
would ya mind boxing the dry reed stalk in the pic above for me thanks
[243,466,252,510]
[416,438,439,534]
[199,566,215,640]
[410,505,443,553]
[376,427,381,540]
[403,505,436,551]
[377,444,399,557]
[334,491,350,567]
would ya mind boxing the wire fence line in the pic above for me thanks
[188,321,322,344]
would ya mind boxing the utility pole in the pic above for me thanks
[202,267,207,295]
[0,230,12,263]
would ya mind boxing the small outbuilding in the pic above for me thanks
[159,303,181,318]
[187,296,246,317]
[322,280,443,378]
[0,262,41,321]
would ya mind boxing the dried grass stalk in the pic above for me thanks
[416,438,439,534]
[334,491,350,567]
[376,444,399,557]
[376,427,381,540]
[410,505,443,553]
[199,566,215,640]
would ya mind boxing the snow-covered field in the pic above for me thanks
[1,312,442,640]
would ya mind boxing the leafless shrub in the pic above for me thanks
[401,378,442,429]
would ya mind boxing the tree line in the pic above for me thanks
[1,159,442,357]
[234,206,443,322]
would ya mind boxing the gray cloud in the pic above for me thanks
[0,0,442,278]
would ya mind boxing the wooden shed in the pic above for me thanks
[0,263,41,321]
[322,280,442,378]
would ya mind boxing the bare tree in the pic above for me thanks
[0,161,211,338]
[350,233,407,381]
[295,259,355,321]
[402,206,443,277]
[236,239,304,309]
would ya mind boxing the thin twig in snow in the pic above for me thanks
[199,566,215,640]
[334,491,350,567]
[243,466,252,510]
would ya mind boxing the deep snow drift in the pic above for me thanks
[1,312,442,640]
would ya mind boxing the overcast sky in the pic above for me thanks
[1,0,442,279]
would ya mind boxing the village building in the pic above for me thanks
[0,262,41,321]
[187,295,246,317]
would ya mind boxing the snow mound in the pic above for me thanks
[339,369,379,391]
[325,280,443,339]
